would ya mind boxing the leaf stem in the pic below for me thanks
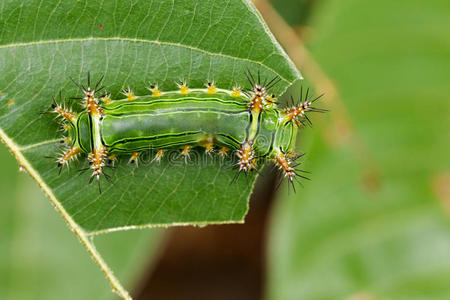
[0,128,132,300]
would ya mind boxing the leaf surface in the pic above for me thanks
[0,144,163,300]
[0,0,300,233]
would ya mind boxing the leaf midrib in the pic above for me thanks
[0,36,291,83]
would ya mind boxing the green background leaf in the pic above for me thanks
[0,0,300,233]
[267,0,450,299]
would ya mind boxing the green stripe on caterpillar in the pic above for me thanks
[49,72,325,192]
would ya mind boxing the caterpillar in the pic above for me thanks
[49,72,324,192]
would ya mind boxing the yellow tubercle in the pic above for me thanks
[108,154,117,166]
[129,152,140,165]
[152,149,165,163]
[178,82,190,95]
[231,87,241,98]
[204,143,214,154]
[181,145,191,157]
[265,94,276,104]
[123,89,136,101]
[201,135,215,154]
[219,146,228,157]
[150,86,163,97]
[63,124,71,131]
[181,145,191,162]
[206,82,217,94]
[102,95,112,104]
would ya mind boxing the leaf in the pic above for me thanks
[267,0,450,299]
[0,0,300,233]
[0,0,300,298]
[0,144,163,300]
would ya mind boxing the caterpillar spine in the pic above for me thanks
[50,72,324,192]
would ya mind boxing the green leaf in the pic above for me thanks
[0,0,300,298]
[268,0,450,299]
[0,0,300,233]
[0,144,163,300]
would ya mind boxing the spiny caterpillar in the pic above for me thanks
[49,72,324,192]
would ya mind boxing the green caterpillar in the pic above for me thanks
[51,72,324,191]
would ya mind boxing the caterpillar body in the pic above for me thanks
[51,73,324,191]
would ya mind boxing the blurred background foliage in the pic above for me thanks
[267,0,450,299]
[1,0,449,299]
